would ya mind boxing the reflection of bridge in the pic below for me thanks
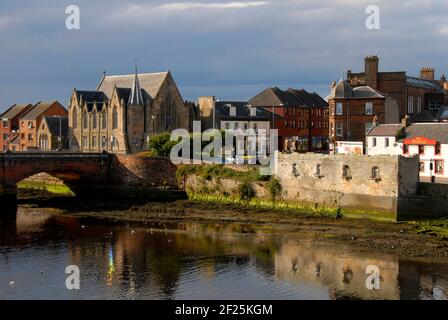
[0,151,178,205]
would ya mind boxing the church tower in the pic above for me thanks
[126,65,146,154]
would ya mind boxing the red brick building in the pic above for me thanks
[19,101,67,151]
[249,87,328,151]
[347,56,446,119]
[327,80,386,143]
[0,104,33,151]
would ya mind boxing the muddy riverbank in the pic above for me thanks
[17,190,448,262]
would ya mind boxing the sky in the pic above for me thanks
[0,0,447,111]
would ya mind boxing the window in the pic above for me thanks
[111,137,119,150]
[225,123,230,130]
[28,133,33,141]
[385,138,390,148]
[83,111,88,129]
[72,108,77,129]
[101,136,107,149]
[250,107,257,117]
[3,133,9,141]
[419,145,425,155]
[28,121,33,129]
[82,136,88,147]
[342,165,351,179]
[435,160,444,174]
[336,123,343,137]
[2,120,8,128]
[92,136,97,148]
[234,123,239,130]
[408,96,414,114]
[365,122,374,134]
[365,102,373,115]
[102,110,107,129]
[315,164,322,177]
[372,138,377,147]
[112,106,118,130]
[403,144,409,154]
[417,96,422,114]
[244,123,248,130]
[419,162,425,172]
[336,102,343,115]
[292,163,299,177]
[253,123,257,130]
[230,106,236,117]
[2,145,7,151]
[371,167,380,180]
[92,111,97,129]
[435,143,441,155]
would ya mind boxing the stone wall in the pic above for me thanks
[111,155,178,188]
[274,153,420,215]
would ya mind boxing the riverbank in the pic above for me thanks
[23,196,448,262]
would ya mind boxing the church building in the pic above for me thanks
[68,68,189,154]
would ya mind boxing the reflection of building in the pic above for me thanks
[274,240,400,300]
[249,87,329,152]
[37,116,68,150]
[68,68,190,154]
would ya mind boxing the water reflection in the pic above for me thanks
[0,206,447,300]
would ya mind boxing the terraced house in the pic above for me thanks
[0,103,33,151]
[68,68,190,154]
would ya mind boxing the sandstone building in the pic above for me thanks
[68,68,189,154]
[37,116,69,151]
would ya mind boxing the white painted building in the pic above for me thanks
[367,123,448,183]
[366,124,403,156]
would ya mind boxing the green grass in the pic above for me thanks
[17,181,75,196]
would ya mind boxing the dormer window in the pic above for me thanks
[250,107,257,117]
[230,106,236,117]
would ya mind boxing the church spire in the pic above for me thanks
[128,61,144,106]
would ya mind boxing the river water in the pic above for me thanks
[0,205,447,300]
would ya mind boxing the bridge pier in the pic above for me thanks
[0,185,18,217]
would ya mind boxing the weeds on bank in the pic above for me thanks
[188,193,341,219]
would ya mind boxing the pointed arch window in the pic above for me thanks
[92,110,97,129]
[102,110,107,129]
[83,111,88,129]
[72,108,78,129]
[112,106,118,130]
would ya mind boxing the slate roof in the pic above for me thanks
[409,110,437,123]
[397,123,448,144]
[216,101,278,121]
[21,102,65,121]
[406,77,443,92]
[1,104,32,119]
[76,91,106,103]
[366,124,403,137]
[43,116,68,137]
[249,87,328,108]
[97,72,168,100]
[328,80,385,99]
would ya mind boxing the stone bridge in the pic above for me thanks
[0,151,179,206]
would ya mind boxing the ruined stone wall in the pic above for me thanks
[275,153,419,213]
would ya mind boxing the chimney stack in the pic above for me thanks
[365,55,379,89]
[420,67,435,81]
[401,115,410,128]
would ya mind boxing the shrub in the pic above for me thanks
[238,181,255,201]
[395,127,406,141]
[267,178,282,200]
[148,133,179,157]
